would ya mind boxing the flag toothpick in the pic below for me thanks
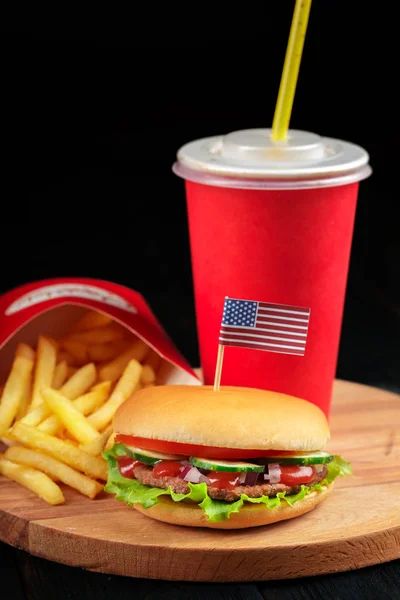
[213,344,225,391]
[213,296,311,392]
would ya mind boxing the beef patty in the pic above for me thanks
[134,464,328,502]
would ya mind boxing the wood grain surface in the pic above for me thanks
[1,379,399,583]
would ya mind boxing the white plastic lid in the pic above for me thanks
[173,129,372,190]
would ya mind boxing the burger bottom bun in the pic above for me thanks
[133,484,334,529]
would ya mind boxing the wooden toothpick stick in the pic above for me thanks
[213,344,225,391]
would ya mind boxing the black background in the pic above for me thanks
[1,7,399,393]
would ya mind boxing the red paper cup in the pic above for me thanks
[0,278,200,386]
[173,129,372,417]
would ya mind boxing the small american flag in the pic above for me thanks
[219,297,310,356]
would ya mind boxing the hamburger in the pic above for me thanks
[103,385,351,529]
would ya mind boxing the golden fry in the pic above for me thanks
[38,381,112,436]
[41,388,100,445]
[1,436,20,447]
[81,426,113,456]
[73,381,112,412]
[19,363,97,428]
[66,327,124,345]
[63,437,79,446]
[91,381,113,391]
[104,432,115,450]
[88,340,129,363]
[61,340,89,365]
[14,344,36,420]
[16,343,36,362]
[60,363,96,399]
[89,359,142,431]
[72,310,112,332]
[0,355,34,438]
[52,360,69,389]
[98,340,149,382]
[140,364,156,385]
[0,453,64,505]
[30,336,57,410]
[144,349,161,374]
[67,366,78,378]
[16,374,32,420]
[5,446,103,500]
[57,351,77,366]
[88,380,113,395]
[18,403,50,428]
[11,423,107,480]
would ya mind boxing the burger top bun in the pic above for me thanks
[114,385,330,452]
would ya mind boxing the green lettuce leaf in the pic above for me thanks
[324,454,352,483]
[102,445,352,523]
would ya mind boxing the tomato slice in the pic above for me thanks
[117,456,142,479]
[279,465,314,486]
[152,461,184,478]
[115,435,297,459]
[207,471,241,490]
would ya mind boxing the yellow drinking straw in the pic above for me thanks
[271,0,313,141]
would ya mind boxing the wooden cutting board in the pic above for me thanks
[1,379,399,582]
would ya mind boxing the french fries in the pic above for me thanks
[30,336,57,410]
[81,426,113,457]
[11,423,107,481]
[59,363,97,399]
[72,310,112,332]
[52,360,69,389]
[98,339,149,382]
[0,354,34,438]
[88,339,128,362]
[57,351,76,366]
[5,447,103,499]
[0,453,64,505]
[0,308,165,506]
[19,363,97,428]
[65,326,124,346]
[61,340,89,366]
[16,372,33,421]
[88,359,142,431]
[67,366,78,378]
[105,432,115,450]
[18,402,52,428]
[38,381,112,436]
[16,343,36,362]
[42,388,100,445]
[140,364,156,385]
[15,344,36,419]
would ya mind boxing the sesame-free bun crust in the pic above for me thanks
[114,385,330,452]
[133,484,334,529]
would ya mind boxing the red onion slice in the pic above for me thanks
[179,464,210,484]
[182,466,203,484]
[244,472,259,486]
[179,464,192,479]
[264,463,281,483]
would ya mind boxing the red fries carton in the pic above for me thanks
[0,277,201,386]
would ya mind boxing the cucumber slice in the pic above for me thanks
[125,446,186,465]
[261,451,334,465]
[190,457,264,473]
